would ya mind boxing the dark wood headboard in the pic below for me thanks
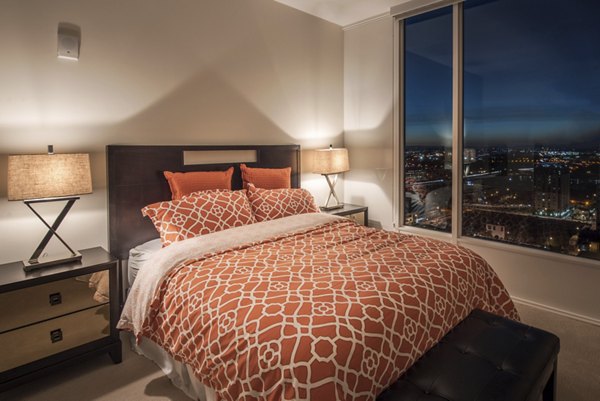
[107,144,301,259]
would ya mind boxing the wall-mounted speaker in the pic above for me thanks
[57,23,81,61]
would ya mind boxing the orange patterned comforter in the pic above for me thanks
[137,219,518,401]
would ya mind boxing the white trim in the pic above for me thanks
[343,12,389,31]
[458,236,600,269]
[513,297,600,327]
[398,226,455,242]
[391,0,462,20]
[392,19,403,229]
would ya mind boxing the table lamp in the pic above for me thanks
[313,145,350,210]
[7,145,92,271]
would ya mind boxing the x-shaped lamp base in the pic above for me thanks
[22,197,82,272]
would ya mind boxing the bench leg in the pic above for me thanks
[542,360,557,401]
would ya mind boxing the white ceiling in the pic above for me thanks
[274,0,409,27]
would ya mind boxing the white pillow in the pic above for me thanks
[128,238,162,287]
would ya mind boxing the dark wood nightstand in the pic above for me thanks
[0,247,122,392]
[321,204,368,226]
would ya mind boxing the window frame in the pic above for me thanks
[391,0,600,267]
[393,1,463,241]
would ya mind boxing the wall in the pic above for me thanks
[0,0,343,263]
[343,16,600,323]
[343,17,395,230]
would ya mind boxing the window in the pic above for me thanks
[398,0,600,260]
[403,7,453,232]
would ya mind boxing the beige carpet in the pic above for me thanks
[3,302,599,401]
[516,303,600,401]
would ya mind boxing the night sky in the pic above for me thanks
[405,0,600,148]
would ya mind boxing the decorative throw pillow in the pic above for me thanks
[142,190,255,246]
[240,163,291,189]
[246,183,320,222]
[164,167,234,200]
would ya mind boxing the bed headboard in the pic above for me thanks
[107,144,301,259]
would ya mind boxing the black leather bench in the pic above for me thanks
[378,309,560,401]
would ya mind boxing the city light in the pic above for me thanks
[405,146,600,260]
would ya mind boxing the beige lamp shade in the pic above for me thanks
[8,153,92,201]
[313,147,350,175]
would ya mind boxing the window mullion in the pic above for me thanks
[451,2,464,241]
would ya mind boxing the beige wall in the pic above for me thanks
[343,17,395,230]
[343,16,600,323]
[0,0,343,263]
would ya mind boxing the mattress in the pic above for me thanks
[127,238,162,288]
[119,213,518,401]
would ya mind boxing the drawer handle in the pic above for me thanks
[50,329,63,343]
[49,292,62,306]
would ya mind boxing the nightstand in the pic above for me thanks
[0,247,121,391]
[321,204,368,226]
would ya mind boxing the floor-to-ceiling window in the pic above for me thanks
[403,7,453,232]
[463,0,600,258]
[397,0,600,260]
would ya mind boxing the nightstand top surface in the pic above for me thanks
[320,203,367,215]
[0,247,116,291]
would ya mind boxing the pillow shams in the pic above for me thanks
[240,164,291,189]
[164,168,234,200]
[246,183,320,222]
[142,190,255,246]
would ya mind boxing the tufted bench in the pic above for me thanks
[378,309,560,401]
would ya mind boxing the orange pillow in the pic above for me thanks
[240,164,291,189]
[246,183,319,222]
[142,190,255,246]
[164,168,234,200]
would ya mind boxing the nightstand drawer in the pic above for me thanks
[320,204,368,227]
[0,274,104,333]
[0,304,109,372]
[346,212,365,226]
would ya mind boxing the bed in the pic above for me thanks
[108,144,518,401]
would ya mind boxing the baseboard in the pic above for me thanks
[512,296,600,327]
